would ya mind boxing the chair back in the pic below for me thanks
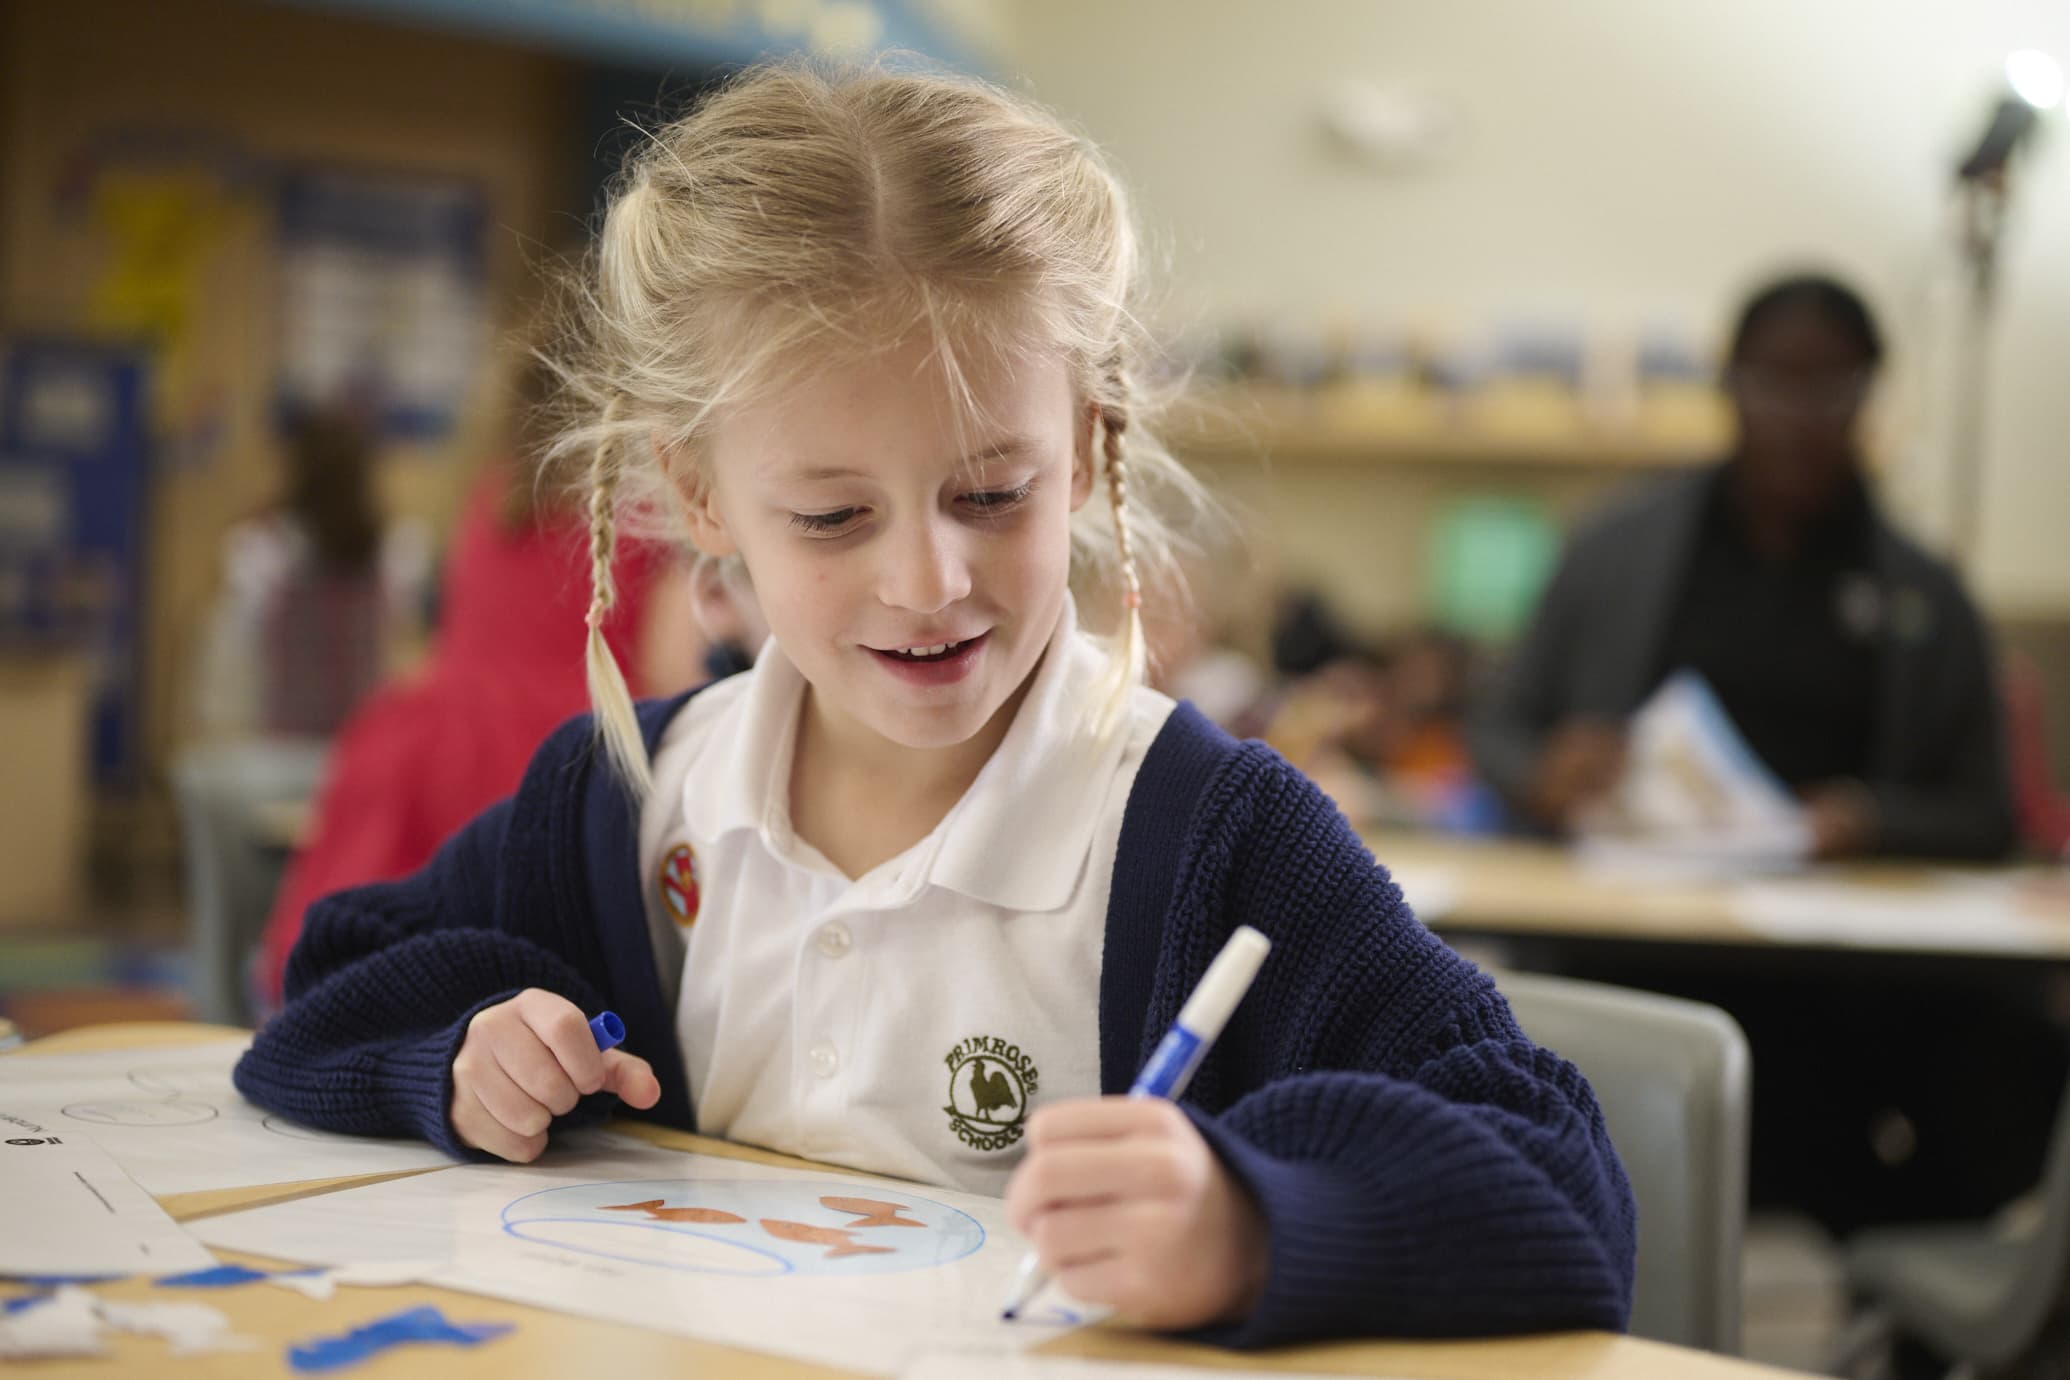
[1501,970,1751,1353]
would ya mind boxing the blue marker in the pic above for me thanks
[588,1011,625,1052]
[999,925,1272,1320]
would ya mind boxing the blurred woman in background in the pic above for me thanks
[1470,273,2013,862]
[252,361,716,1009]
[191,406,432,741]
[177,404,434,1026]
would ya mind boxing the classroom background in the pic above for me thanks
[2,1,2068,1375]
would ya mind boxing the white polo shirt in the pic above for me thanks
[637,597,1176,1196]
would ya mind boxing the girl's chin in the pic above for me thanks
[859,702,1001,752]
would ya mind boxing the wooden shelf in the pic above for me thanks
[1163,383,1727,470]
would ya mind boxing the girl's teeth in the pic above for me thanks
[895,641,958,658]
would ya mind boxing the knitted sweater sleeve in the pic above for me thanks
[1170,748,1637,1346]
[232,730,616,1159]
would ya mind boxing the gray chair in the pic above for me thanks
[1499,970,1752,1354]
[171,739,329,1025]
[1838,1083,2070,1376]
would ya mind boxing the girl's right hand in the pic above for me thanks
[449,988,662,1162]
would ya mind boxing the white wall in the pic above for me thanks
[1001,0,2070,614]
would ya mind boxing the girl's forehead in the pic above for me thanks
[715,291,1077,398]
[713,337,1077,463]
[763,322,1068,392]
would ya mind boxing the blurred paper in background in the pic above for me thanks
[1579,670,1811,876]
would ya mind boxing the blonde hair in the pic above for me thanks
[547,58,1213,794]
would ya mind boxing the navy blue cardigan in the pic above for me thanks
[235,695,1636,1347]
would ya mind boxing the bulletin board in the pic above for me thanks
[0,339,153,784]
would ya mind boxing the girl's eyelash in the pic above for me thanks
[787,482,1032,535]
[965,482,1034,512]
[789,507,860,534]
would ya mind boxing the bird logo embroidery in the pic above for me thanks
[659,842,700,928]
[942,1035,1039,1152]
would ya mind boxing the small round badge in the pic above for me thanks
[659,842,701,929]
[1834,573,1885,642]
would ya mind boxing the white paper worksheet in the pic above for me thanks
[1577,670,1811,875]
[1732,872,2070,953]
[0,1040,455,1196]
[0,1131,217,1277]
[193,1131,1087,1376]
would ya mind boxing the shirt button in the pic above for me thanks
[815,922,852,958]
[808,1042,839,1079]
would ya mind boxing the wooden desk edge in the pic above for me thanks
[5,1025,1809,1378]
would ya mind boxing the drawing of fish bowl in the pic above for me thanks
[500,1179,986,1278]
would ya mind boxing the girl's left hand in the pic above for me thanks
[1003,1097,1268,1330]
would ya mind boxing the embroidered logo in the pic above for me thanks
[659,842,701,928]
[942,1035,1038,1152]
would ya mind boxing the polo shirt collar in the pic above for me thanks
[681,632,805,849]
[927,595,1126,912]
[680,594,1124,913]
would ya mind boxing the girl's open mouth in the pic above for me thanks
[869,632,989,685]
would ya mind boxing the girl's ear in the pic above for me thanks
[668,450,740,558]
[1070,400,1098,512]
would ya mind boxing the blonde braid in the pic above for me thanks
[584,398,653,796]
[1096,399,1147,729]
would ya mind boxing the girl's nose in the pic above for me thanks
[877,516,972,615]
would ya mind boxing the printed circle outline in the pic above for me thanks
[63,1100,218,1127]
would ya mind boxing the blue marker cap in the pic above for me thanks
[588,1011,625,1051]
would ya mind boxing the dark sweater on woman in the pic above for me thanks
[235,694,1636,1347]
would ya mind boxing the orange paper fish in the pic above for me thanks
[759,1218,896,1259]
[601,1199,746,1225]
[819,1196,924,1229]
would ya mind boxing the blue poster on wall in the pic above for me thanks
[274,167,488,440]
[0,339,152,785]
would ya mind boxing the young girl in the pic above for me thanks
[235,61,1635,1346]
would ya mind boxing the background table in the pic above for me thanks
[1365,828,2070,960]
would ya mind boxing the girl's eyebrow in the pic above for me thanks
[775,437,1039,484]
